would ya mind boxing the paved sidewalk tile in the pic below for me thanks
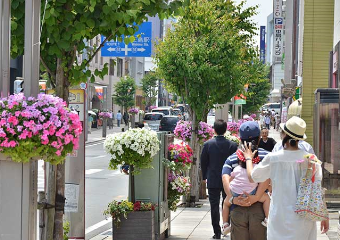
[89,198,336,240]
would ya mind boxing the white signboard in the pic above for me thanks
[274,0,284,57]
[69,103,84,121]
[65,183,80,213]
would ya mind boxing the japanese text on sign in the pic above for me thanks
[274,0,283,57]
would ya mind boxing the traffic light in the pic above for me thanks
[14,79,24,94]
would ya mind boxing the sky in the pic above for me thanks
[233,0,273,46]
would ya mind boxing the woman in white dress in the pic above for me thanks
[241,116,329,240]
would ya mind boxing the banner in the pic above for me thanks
[260,26,266,63]
[234,94,246,105]
[95,87,103,101]
[274,0,283,57]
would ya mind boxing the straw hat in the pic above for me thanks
[279,116,307,141]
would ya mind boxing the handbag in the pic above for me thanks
[295,156,329,221]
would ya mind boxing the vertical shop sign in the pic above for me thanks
[260,26,266,63]
[274,0,283,57]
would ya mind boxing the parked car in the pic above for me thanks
[159,116,180,133]
[143,112,164,131]
[151,107,174,116]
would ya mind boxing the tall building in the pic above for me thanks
[266,3,285,103]
[300,0,334,145]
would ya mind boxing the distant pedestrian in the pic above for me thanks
[265,114,271,129]
[88,114,93,134]
[258,127,277,152]
[108,111,113,129]
[259,112,265,128]
[123,112,129,126]
[116,110,122,127]
[201,119,238,239]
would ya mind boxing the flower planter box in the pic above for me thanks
[112,211,155,240]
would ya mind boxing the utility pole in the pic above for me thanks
[1,0,10,96]
[0,0,40,239]
[23,1,41,240]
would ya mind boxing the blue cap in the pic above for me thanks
[239,121,260,139]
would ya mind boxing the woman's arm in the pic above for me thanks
[241,141,271,183]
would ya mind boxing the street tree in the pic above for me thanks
[154,0,258,201]
[11,0,188,238]
[242,60,271,114]
[141,72,158,107]
[113,76,137,113]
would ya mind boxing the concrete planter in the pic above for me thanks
[112,211,155,240]
[0,153,39,239]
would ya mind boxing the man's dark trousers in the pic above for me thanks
[201,135,238,237]
[208,188,226,237]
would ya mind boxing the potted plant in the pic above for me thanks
[128,107,139,128]
[174,120,214,144]
[163,143,193,172]
[104,200,157,240]
[99,111,112,137]
[104,128,160,202]
[167,172,191,211]
[0,93,82,164]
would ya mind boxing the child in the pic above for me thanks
[222,149,271,235]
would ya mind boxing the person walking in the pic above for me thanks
[108,111,113,129]
[258,127,277,152]
[272,122,314,153]
[244,116,329,240]
[265,114,271,129]
[116,110,122,127]
[222,121,270,240]
[201,119,238,239]
[88,113,93,134]
[123,112,129,126]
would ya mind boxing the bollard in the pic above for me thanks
[102,118,107,137]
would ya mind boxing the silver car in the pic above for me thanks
[143,112,164,131]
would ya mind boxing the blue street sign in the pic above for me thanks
[101,22,152,57]
[260,26,266,63]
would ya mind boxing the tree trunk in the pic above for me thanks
[53,57,70,239]
[188,112,200,205]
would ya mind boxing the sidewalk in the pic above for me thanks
[86,125,126,144]
[89,199,338,239]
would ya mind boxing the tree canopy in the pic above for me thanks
[242,60,271,114]
[11,0,189,88]
[113,76,137,111]
[154,0,259,121]
[141,72,158,107]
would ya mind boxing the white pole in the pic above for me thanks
[1,0,10,96]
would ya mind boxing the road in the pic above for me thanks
[85,140,129,239]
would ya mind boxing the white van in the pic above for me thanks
[261,103,281,114]
[151,107,174,116]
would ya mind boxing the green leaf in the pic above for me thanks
[102,5,110,14]
[11,21,18,30]
[127,10,138,17]
[87,19,95,28]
